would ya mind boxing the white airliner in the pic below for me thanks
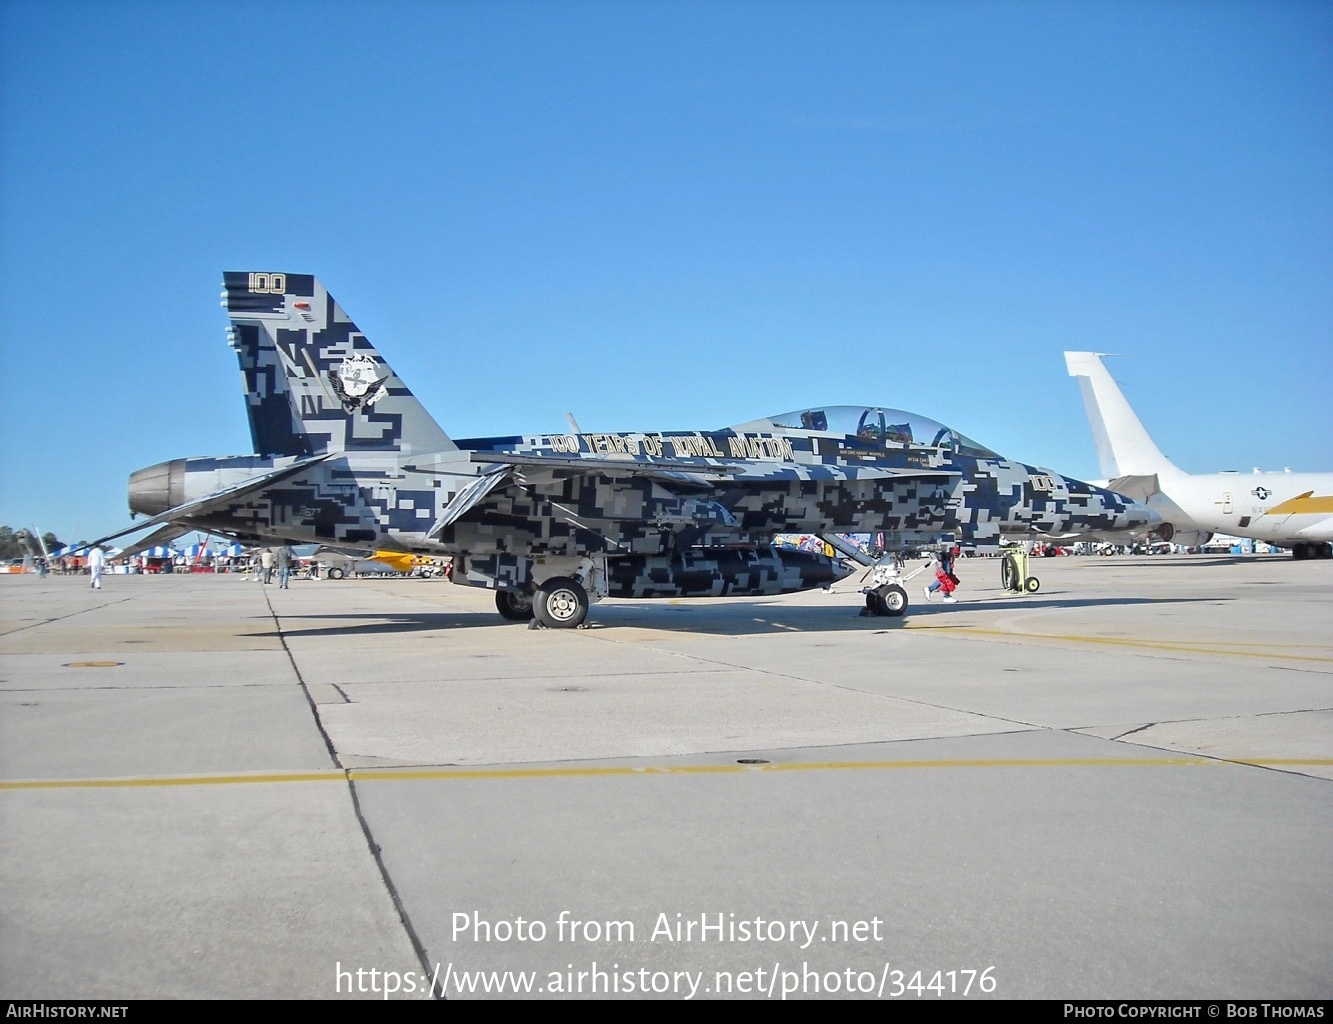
[1064,352,1333,560]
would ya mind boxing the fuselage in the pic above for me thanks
[107,276,1167,624]
[131,416,1156,564]
[1146,468,1333,544]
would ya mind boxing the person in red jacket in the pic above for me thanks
[924,545,961,604]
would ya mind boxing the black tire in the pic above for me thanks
[495,589,535,622]
[878,584,908,617]
[534,576,589,629]
[326,566,345,580]
[865,591,887,616]
[1025,577,1040,593]
[1293,544,1308,560]
[1000,554,1018,591]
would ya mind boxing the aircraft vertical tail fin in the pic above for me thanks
[222,272,455,456]
[1064,351,1178,481]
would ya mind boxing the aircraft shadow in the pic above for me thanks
[949,595,1222,613]
[249,612,508,639]
[590,595,1219,636]
[1076,555,1289,568]
[250,596,1219,639]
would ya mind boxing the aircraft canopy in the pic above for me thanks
[744,406,998,458]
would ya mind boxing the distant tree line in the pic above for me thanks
[0,527,67,561]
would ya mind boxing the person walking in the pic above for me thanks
[923,545,960,604]
[87,545,106,590]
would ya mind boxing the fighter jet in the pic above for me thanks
[1065,352,1333,560]
[103,273,1156,627]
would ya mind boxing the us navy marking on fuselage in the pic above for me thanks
[548,432,795,461]
[725,435,796,460]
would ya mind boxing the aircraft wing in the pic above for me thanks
[468,451,958,485]
[91,455,335,547]
[423,455,959,536]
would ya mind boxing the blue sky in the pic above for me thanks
[2,0,1329,545]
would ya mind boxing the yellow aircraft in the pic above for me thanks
[369,552,451,577]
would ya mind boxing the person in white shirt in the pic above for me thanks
[88,546,105,590]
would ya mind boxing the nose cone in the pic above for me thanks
[1060,475,1163,536]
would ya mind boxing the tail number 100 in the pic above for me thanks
[249,273,287,294]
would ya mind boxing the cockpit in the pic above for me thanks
[739,405,999,458]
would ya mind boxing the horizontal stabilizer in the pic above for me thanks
[93,455,334,547]
[1106,474,1162,503]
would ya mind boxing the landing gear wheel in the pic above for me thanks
[1025,577,1040,593]
[865,591,885,615]
[495,589,535,622]
[326,566,345,580]
[534,576,589,629]
[876,584,908,617]
[1293,543,1308,560]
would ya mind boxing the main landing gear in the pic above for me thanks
[532,576,589,629]
[494,561,603,629]
[1291,542,1332,560]
[496,579,591,629]
[495,589,535,621]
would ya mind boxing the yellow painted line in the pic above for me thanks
[906,625,1333,663]
[4,757,1332,791]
